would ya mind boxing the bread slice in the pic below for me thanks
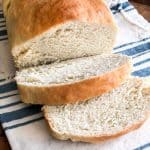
[3,0,117,68]
[15,54,132,105]
[42,78,149,143]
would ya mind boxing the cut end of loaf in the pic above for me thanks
[5,0,117,69]
[13,21,117,68]
[43,78,147,143]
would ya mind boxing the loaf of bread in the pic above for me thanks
[43,78,149,143]
[2,0,117,68]
[15,54,132,105]
[3,1,149,144]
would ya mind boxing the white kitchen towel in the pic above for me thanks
[0,0,150,150]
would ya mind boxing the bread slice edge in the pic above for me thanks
[16,58,132,105]
[43,110,147,143]
[42,78,149,143]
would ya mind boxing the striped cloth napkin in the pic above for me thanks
[0,0,150,150]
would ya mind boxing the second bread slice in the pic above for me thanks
[43,78,149,143]
[16,54,132,105]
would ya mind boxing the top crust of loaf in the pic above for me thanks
[3,0,116,49]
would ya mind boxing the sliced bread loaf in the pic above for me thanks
[3,0,117,68]
[15,54,132,105]
[43,78,149,143]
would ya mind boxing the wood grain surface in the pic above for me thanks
[0,125,11,150]
[131,0,150,5]
[0,2,149,150]
[131,1,150,21]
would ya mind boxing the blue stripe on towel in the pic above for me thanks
[0,13,4,18]
[132,67,150,77]
[125,7,134,12]
[111,2,130,11]
[0,81,17,94]
[133,50,150,58]
[0,25,6,28]
[111,1,134,14]
[113,6,134,14]
[0,101,21,109]
[115,43,150,56]
[134,143,150,150]
[134,58,150,67]
[0,29,7,36]
[4,116,44,130]
[0,94,19,100]
[114,37,150,50]
[0,37,8,41]
[0,20,5,23]
[0,105,41,123]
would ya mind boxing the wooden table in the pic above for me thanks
[131,1,150,21]
[0,2,150,150]
[0,125,10,150]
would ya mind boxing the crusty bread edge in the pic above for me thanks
[43,84,150,143]
[43,107,148,143]
[2,0,10,17]
[16,59,132,105]
[17,59,132,105]
[142,77,150,95]
[142,77,150,111]
[41,78,149,143]
[4,0,117,50]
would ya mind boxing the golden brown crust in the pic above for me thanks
[142,81,150,112]
[142,77,150,96]
[43,108,147,143]
[3,0,116,49]
[17,61,131,105]
[2,0,9,16]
